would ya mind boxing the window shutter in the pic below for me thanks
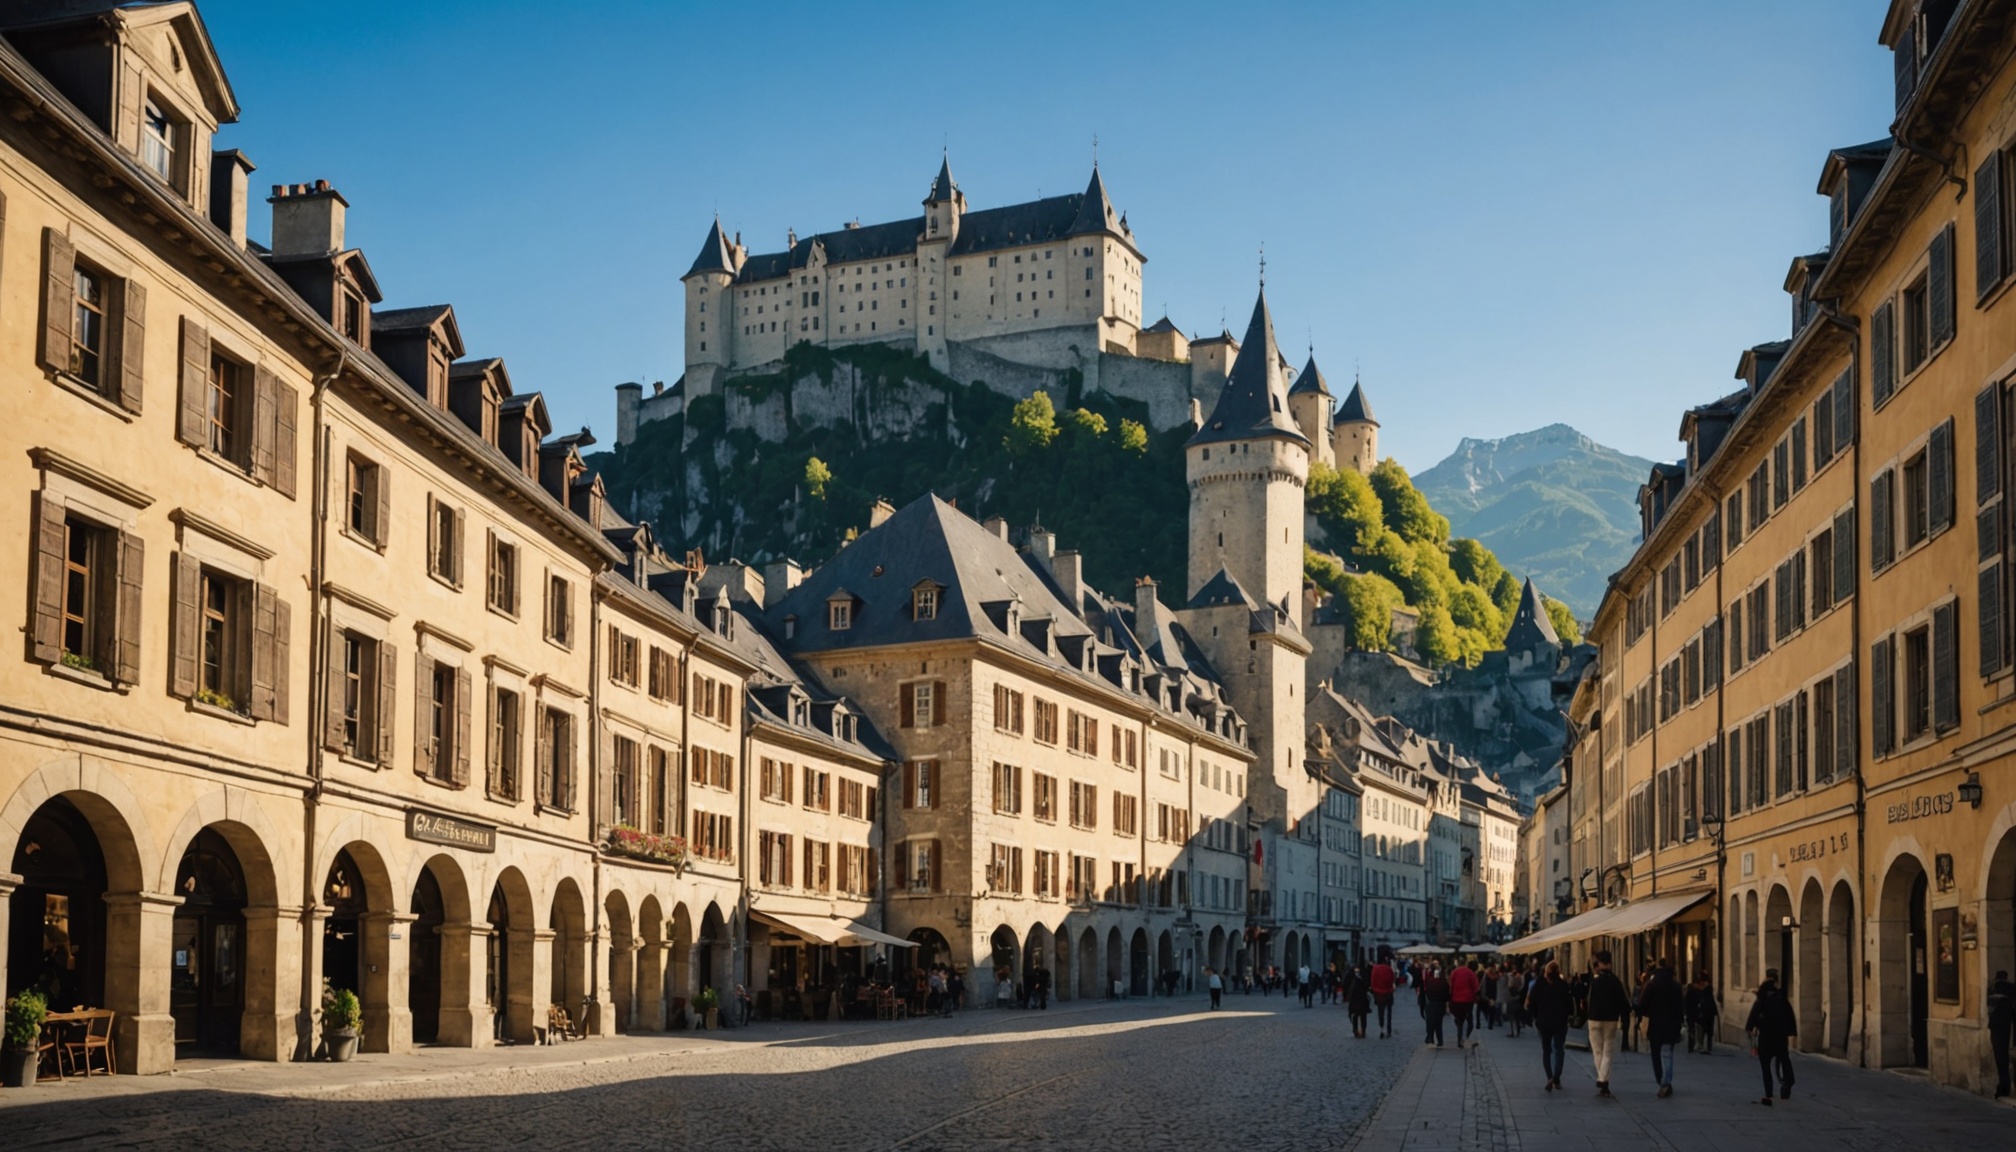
[272,377,298,499]
[271,595,291,725]
[1934,600,1961,733]
[1833,508,1855,608]
[1872,636,1895,755]
[426,493,440,576]
[1872,471,1895,570]
[454,665,472,787]
[250,583,280,721]
[900,686,915,728]
[563,718,577,810]
[451,505,466,586]
[40,228,74,375]
[894,841,910,889]
[31,493,66,663]
[114,530,143,685]
[249,366,277,484]
[1981,562,2007,678]
[375,640,398,767]
[373,463,392,547]
[901,761,916,808]
[1931,418,1956,534]
[414,652,434,776]
[323,626,348,752]
[867,847,879,896]
[928,760,941,810]
[932,680,946,726]
[170,552,200,698]
[1835,663,1856,781]
[1978,384,2003,504]
[1931,224,1956,348]
[1871,301,1896,406]
[929,839,943,893]
[1895,37,1918,110]
[535,710,552,806]
[1833,368,1855,452]
[1979,151,2007,301]
[114,278,145,414]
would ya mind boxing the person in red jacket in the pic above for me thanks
[1450,960,1482,1047]
[1370,955,1398,1038]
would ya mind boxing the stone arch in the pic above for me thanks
[0,755,157,895]
[1208,925,1228,974]
[1157,930,1175,994]
[487,865,538,1043]
[1051,922,1072,1003]
[1078,926,1101,1000]
[604,887,635,1032]
[321,838,401,1052]
[410,853,474,1047]
[1763,883,1794,991]
[1022,922,1052,1006]
[1129,927,1150,996]
[169,813,286,1062]
[1726,895,1743,988]
[549,876,589,1026]
[670,902,696,1021]
[1796,878,1825,1053]
[1825,879,1856,1057]
[1106,926,1124,995]
[698,902,731,1001]
[635,895,666,1031]
[1875,853,1929,1068]
[988,925,1020,1005]
[1986,827,2016,1036]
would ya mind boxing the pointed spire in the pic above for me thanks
[1505,577,1561,651]
[926,152,957,204]
[1187,289,1310,449]
[1289,353,1331,397]
[1334,376,1378,426]
[1068,165,1119,236]
[684,215,735,278]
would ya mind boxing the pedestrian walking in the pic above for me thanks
[1989,970,2015,1097]
[1637,957,1684,1098]
[1450,960,1480,1047]
[1685,971,1719,1054]
[1346,962,1372,1038]
[1033,964,1051,1009]
[1371,955,1397,1038]
[1502,964,1526,1038]
[1745,971,1797,1104]
[1527,959,1572,1092]
[1422,963,1451,1047]
[1480,964,1501,1031]
[1298,962,1314,1007]
[927,967,945,1016]
[1206,966,1224,1010]
[1585,949,1630,1098]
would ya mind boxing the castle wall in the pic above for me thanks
[1095,351,1210,432]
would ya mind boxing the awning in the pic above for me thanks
[750,909,918,948]
[1459,942,1501,954]
[1396,943,1453,956]
[1506,903,1629,952]
[1588,891,1712,937]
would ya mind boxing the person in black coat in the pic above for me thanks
[1526,959,1574,1092]
[1345,962,1373,1038]
[1636,959,1686,1097]
[1685,972,1719,1053]
[1988,970,2016,1098]
[1744,973,1798,1104]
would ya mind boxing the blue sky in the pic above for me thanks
[197,1,1895,472]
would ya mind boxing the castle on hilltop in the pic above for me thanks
[614,156,1383,459]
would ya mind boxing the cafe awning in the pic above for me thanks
[1508,890,1714,952]
[750,909,918,948]
[1505,903,1629,952]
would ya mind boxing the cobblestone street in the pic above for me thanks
[0,995,1409,1151]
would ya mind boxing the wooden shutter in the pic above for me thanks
[563,716,578,810]
[1833,508,1855,609]
[251,368,279,483]
[931,680,946,726]
[1834,664,1856,781]
[1833,369,1855,452]
[1979,385,2003,504]
[169,552,200,698]
[454,665,472,787]
[1871,301,1896,406]
[250,583,279,721]
[271,596,291,725]
[1872,470,1895,570]
[1931,418,1956,534]
[900,685,915,728]
[413,652,434,775]
[272,377,298,499]
[451,506,466,586]
[1981,563,2007,678]
[323,625,349,751]
[1979,151,2006,301]
[426,493,440,577]
[535,708,552,806]
[867,847,879,897]
[901,761,916,808]
[372,462,392,547]
[1930,224,1956,349]
[375,640,398,766]
[1895,32,1918,110]
[1934,601,1960,733]
[486,686,502,794]
[928,839,942,893]
[1872,636,1895,755]
[114,530,143,685]
[31,493,66,663]
[894,841,910,889]
[114,278,145,414]
[177,317,209,447]
[927,760,940,810]
[40,228,74,375]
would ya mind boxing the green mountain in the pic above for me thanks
[1411,424,1651,620]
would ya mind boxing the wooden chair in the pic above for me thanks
[35,1018,63,1081]
[544,1003,580,1043]
[60,1010,115,1077]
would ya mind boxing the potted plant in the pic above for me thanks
[321,980,362,1062]
[3,990,48,1087]
[694,986,719,1031]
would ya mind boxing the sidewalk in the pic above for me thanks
[1351,1021,2015,1151]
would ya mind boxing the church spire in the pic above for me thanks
[1188,289,1309,449]
[684,215,736,279]
[1068,164,1120,236]
[926,152,957,204]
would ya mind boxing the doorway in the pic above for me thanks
[1910,872,1929,1068]
[7,797,107,1010]
[409,868,444,1044]
[486,883,510,1043]
[170,828,247,1054]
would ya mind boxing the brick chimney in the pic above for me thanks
[1054,549,1083,608]
[268,179,346,256]
[1027,527,1055,564]
[1135,576,1160,630]
[763,558,804,608]
[209,149,254,247]
[983,516,1009,540]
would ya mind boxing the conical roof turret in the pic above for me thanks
[685,216,736,279]
[1504,577,1561,652]
[926,154,957,204]
[1068,165,1121,237]
[1289,353,1331,397]
[1334,377,1378,426]
[1187,289,1309,449]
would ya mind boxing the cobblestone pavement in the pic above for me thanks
[0,993,1412,1151]
[1352,1017,2016,1152]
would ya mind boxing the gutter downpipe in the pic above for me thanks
[300,345,348,1060]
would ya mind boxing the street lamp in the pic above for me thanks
[1959,771,1984,809]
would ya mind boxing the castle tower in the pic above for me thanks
[682,216,742,398]
[917,154,965,372]
[1332,376,1379,474]
[1287,353,1335,470]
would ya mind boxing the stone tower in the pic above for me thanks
[681,216,742,399]
[1332,376,1379,475]
[1287,353,1335,471]
[1182,288,1317,837]
[916,155,964,372]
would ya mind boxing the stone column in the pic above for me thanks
[238,902,302,1061]
[0,872,21,1007]
[434,922,483,1047]
[360,910,416,1053]
[295,904,327,1061]
[584,923,615,1037]
[103,890,182,1074]
[636,941,667,1032]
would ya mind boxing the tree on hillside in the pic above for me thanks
[1370,459,1449,545]
[1545,598,1582,646]
[803,456,832,500]
[1005,390,1060,454]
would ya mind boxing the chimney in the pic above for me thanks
[700,559,765,607]
[983,516,1009,540]
[1135,576,1160,630]
[1027,527,1055,565]
[268,179,347,256]
[868,498,896,528]
[762,558,804,608]
[1054,549,1084,608]
[208,149,255,247]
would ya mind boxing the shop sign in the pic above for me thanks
[1884,791,1955,825]
[1787,832,1850,863]
[406,809,497,853]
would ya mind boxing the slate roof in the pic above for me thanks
[1503,578,1561,653]
[1187,290,1309,449]
[1289,353,1330,397]
[927,155,956,203]
[1188,567,1256,610]
[1335,378,1377,425]
[685,217,736,278]
[1143,316,1183,336]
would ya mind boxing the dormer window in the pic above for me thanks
[141,99,176,182]
[914,585,939,620]
[829,600,852,631]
